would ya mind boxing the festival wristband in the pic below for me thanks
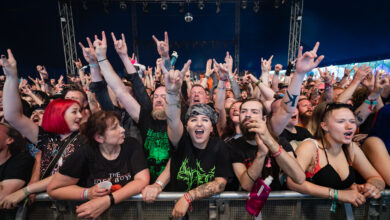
[184,193,193,212]
[155,180,165,190]
[271,145,282,158]
[89,64,98,68]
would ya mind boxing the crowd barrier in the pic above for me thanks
[10,190,390,220]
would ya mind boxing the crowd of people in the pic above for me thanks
[0,31,389,219]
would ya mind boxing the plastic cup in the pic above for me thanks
[98,181,112,190]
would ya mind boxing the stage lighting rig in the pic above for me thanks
[241,0,247,10]
[198,0,205,10]
[253,0,259,13]
[216,0,221,14]
[161,1,168,11]
[119,1,127,11]
[142,2,148,13]
[179,2,185,13]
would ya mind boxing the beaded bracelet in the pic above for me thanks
[22,186,31,197]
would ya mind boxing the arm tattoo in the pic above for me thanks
[355,111,364,123]
[192,180,226,201]
[163,58,172,71]
[284,90,298,107]
[368,178,385,191]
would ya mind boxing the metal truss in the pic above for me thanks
[234,1,240,73]
[58,0,78,76]
[287,0,304,63]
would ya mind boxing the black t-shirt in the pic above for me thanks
[0,152,34,183]
[168,132,233,192]
[137,106,171,183]
[59,138,148,187]
[280,126,313,151]
[227,136,294,191]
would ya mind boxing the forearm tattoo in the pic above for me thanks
[192,180,226,201]
[355,111,364,123]
[284,90,298,107]
[368,178,385,191]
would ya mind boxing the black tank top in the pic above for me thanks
[307,140,356,189]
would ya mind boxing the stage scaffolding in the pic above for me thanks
[287,0,304,64]
[58,0,78,76]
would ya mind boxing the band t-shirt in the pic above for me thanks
[228,136,294,191]
[137,106,171,183]
[59,137,148,187]
[0,152,34,183]
[167,132,233,192]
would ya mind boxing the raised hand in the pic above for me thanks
[73,58,83,69]
[261,55,273,73]
[373,72,390,93]
[93,31,108,61]
[318,67,332,82]
[295,42,324,75]
[0,49,17,76]
[224,51,233,75]
[344,65,355,78]
[213,59,229,81]
[274,64,283,72]
[152,32,169,58]
[161,59,191,94]
[79,37,98,65]
[353,64,372,82]
[205,59,213,77]
[111,32,128,57]
[362,72,375,92]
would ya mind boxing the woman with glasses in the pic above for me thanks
[287,102,385,208]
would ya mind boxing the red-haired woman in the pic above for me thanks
[47,111,149,219]
[1,49,83,208]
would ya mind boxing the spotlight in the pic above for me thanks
[142,2,148,13]
[274,0,281,9]
[198,0,205,10]
[241,0,247,10]
[119,1,127,11]
[161,1,167,11]
[82,0,88,11]
[103,0,109,14]
[253,0,259,13]
[179,2,185,13]
[216,0,221,14]
[184,12,193,22]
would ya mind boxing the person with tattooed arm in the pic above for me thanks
[141,54,233,219]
